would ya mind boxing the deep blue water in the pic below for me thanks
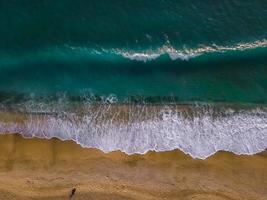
[0,0,267,105]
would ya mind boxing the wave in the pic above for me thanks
[1,39,267,66]
[117,39,267,62]
[0,103,266,159]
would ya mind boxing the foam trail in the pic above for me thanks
[120,52,161,62]
[117,39,267,62]
[0,104,266,159]
[1,39,267,66]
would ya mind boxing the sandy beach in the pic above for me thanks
[0,134,266,200]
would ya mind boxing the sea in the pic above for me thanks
[0,0,266,159]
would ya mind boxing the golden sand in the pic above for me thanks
[0,134,266,200]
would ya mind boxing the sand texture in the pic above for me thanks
[0,134,266,200]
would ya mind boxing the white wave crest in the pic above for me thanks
[1,39,267,66]
[0,105,267,159]
[117,39,267,62]
[120,52,161,62]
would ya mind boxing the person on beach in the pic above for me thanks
[69,188,76,200]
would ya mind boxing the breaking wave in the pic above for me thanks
[0,103,266,159]
[1,39,267,66]
[118,39,267,62]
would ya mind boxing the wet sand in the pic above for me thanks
[0,134,266,200]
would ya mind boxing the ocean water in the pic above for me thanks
[0,0,267,158]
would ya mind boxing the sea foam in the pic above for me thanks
[117,39,267,62]
[0,104,266,159]
[1,39,267,66]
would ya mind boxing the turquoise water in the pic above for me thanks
[0,1,267,158]
[0,0,267,104]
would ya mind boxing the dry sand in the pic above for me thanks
[0,134,266,200]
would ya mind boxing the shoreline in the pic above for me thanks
[0,134,267,200]
[0,105,267,159]
[14,133,267,159]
